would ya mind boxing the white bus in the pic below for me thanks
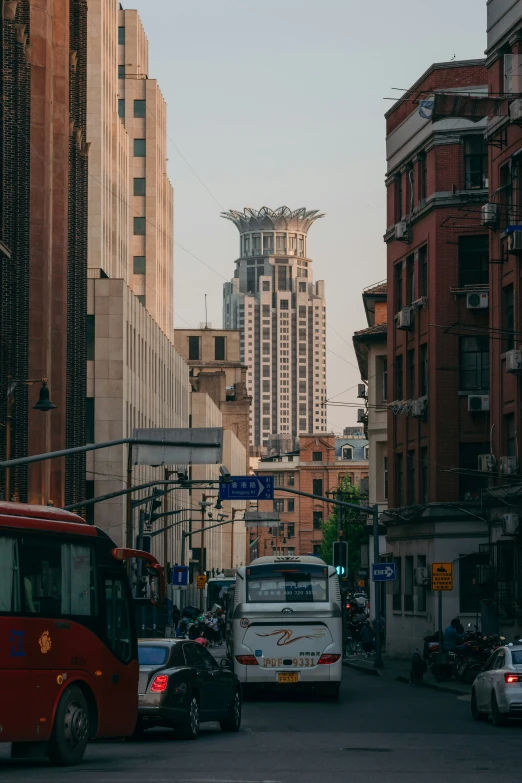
[228,555,343,698]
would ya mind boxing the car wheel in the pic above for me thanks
[471,689,486,721]
[491,693,508,727]
[48,686,90,766]
[220,689,242,732]
[178,695,200,740]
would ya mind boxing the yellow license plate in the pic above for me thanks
[278,672,299,683]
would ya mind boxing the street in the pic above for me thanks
[1,669,520,783]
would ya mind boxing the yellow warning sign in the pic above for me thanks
[197,575,207,589]
[431,562,453,591]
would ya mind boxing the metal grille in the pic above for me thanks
[65,0,88,506]
[0,1,31,501]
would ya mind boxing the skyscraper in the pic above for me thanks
[222,207,327,450]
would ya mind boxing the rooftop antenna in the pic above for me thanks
[204,293,208,328]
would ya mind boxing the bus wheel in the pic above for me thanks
[48,686,90,766]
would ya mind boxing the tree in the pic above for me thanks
[320,479,367,582]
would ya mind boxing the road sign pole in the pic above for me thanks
[372,504,383,669]
[438,590,443,654]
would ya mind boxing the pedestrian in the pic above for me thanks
[443,617,465,651]
[172,604,180,628]
[361,620,375,657]
[410,651,427,686]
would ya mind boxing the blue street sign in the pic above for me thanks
[219,476,274,501]
[371,563,396,582]
[172,566,189,587]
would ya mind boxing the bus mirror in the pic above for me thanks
[146,564,164,607]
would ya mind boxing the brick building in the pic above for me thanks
[254,433,368,559]
[383,59,493,657]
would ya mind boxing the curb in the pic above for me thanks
[343,660,382,677]
[395,674,471,696]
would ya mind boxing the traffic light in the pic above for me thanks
[332,541,349,577]
[148,488,163,526]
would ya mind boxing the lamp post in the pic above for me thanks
[4,378,56,502]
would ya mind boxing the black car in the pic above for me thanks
[135,639,241,740]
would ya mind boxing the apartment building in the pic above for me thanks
[222,207,327,450]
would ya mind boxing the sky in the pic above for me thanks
[129,0,486,433]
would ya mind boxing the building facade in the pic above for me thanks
[255,433,368,560]
[0,0,88,507]
[222,207,327,450]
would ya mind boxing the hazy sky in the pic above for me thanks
[129,0,486,432]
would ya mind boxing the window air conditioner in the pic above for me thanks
[502,513,520,536]
[506,349,522,373]
[499,456,519,476]
[510,98,522,122]
[357,383,367,399]
[477,454,496,472]
[466,291,489,310]
[411,397,427,419]
[508,231,522,253]
[481,203,498,228]
[398,306,414,330]
[414,567,428,587]
[468,394,490,412]
[395,221,408,240]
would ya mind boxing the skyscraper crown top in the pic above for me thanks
[221,206,324,234]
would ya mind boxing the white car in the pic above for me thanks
[471,644,522,726]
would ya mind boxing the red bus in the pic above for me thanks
[0,501,163,766]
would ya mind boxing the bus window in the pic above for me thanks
[0,536,21,612]
[246,565,328,603]
[105,577,132,663]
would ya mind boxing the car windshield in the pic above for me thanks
[138,645,169,665]
[246,564,328,603]
[511,650,522,665]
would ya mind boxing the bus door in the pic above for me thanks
[100,573,138,736]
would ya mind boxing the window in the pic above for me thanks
[407,450,415,505]
[408,349,415,398]
[312,451,322,462]
[395,174,403,222]
[299,306,307,318]
[287,500,295,513]
[417,554,427,612]
[287,523,295,538]
[364,445,369,459]
[134,99,146,118]
[504,285,514,351]
[396,453,404,506]
[273,473,284,487]
[280,299,289,310]
[458,235,489,287]
[118,26,125,44]
[395,262,403,311]
[134,138,146,157]
[262,304,270,317]
[263,234,273,252]
[375,356,387,404]
[419,153,427,201]
[274,499,284,513]
[383,456,388,500]
[459,336,489,391]
[214,336,226,361]
[464,136,488,189]
[137,295,145,307]
[86,397,94,443]
[133,217,146,235]
[86,315,95,361]
[133,178,146,197]
[505,413,516,457]
[404,556,414,612]
[406,254,415,302]
[118,64,125,79]
[459,442,489,500]
[263,380,270,392]
[419,246,427,297]
[395,354,403,400]
[393,557,402,611]
[133,256,146,275]
[407,164,415,213]
[420,447,428,504]
[118,98,125,118]
[104,577,132,663]
[342,445,353,460]
[298,282,306,293]
[287,472,295,486]
[262,281,270,291]
[420,344,428,396]
[312,479,323,496]
[188,336,200,361]
[313,511,322,530]
[246,267,256,293]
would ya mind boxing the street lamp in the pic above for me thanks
[4,377,56,502]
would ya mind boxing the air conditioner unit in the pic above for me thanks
[398,306,414,330]
[357,383,367,399]
[506,348,522,373]
[502,513,520,536]
[510,98,522,122]
[466,291,489,310]
[395,221,409,241]
[414,567,428,587]
[481,203,498,228]
[411,397,427,419]
[478,453,496,472]
[357,408,366,423]
[499,456,519,476]
[508,231,522,253]
[468,394,490,412]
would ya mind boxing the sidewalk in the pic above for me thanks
[343,654,472,696]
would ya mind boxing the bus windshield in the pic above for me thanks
[246,564,328,603]
[207,578,235,609]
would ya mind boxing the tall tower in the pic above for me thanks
[222,207,327,450]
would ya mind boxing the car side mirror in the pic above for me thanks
[220,658,232,669]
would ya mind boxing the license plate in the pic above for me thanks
[278,672,299,684]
